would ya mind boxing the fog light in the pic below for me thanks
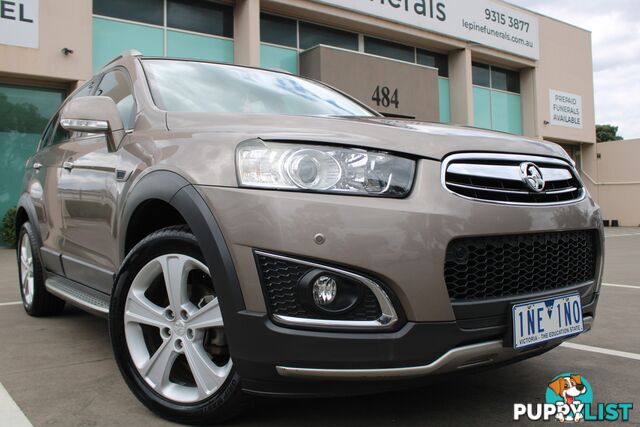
[312,276,337,306]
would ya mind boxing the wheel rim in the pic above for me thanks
[124,254,232,403]
[19,235,35,306]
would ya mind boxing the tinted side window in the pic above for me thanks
[72,82,94,99]
[95,70,136,130]
[39,113,70,150]
[50,118,71,146]
[39,116,58,149]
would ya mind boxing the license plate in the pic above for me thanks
[512,293,583,349]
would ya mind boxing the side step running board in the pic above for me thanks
[45,275,110,318]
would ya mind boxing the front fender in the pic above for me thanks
[16,193,41,247]
[118,171,247,354]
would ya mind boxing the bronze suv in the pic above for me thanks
[15,51,603,424]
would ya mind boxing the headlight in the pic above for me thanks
[236,139,415,197]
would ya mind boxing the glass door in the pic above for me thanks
[0,83,65,246]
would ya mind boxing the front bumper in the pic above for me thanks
[194,157,604,395]
[276,315,596,380]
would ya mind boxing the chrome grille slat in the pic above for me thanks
[448,182,579,195]
[442,153,585,205]
[447,163,573,182]
[448,183,530,195]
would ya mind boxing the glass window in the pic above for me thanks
[261,44,299,74]
[299,22,358,51]
[72,82,94,99]
[92,17,164,72]
[473,86,492,130]
[417,49,449,77]
[364,37,415,63]
[472,62,491,87]
[167,0,233,38]
[40,114,59,149]
[491,66,520,93]
[142,59,374,117]
[438,78,451,123]
[491,91,522,133]
[49,117,71,147]
[261,14,297,48]
[473,62,520,93]
[167,30,234,63]
[473,62,522,134]
[93,0,163,26]
[95,69,136,129]
[0,84,64,242]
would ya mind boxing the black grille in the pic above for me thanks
[445,157,584,204]
[255,254,382,321]
[444,231,597,301]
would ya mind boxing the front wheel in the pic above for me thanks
[109,226,248,425]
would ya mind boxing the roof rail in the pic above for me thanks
[100,49,143,70]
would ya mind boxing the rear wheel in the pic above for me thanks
[109,226,248,425]
[17,222,65,316]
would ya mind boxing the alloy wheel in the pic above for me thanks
[19,234,35,306]
[124,254,232,403]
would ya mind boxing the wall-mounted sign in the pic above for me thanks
[312,0,539,60]
[549,90,583,129]
[0,0,39,49]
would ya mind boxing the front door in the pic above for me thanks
[58,135,122,292]
[25,115,69,274]
[58,68,137,293]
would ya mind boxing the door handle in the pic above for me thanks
[63,161,75,171]
[33,162,42,170]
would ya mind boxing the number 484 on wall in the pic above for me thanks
[372,86,399,109]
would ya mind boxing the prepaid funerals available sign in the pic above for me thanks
[0,0,38,48]
[311,0,540,59]
[549,90,583,129]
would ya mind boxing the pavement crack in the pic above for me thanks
[1,357,114,377]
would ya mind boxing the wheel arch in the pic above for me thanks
[16,194,42,247]
[119,170,190,260]
[118,170,246,315]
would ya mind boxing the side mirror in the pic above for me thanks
[60,96,125,151]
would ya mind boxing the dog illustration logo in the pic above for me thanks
[515,373,633,422]
[546,374,592,422]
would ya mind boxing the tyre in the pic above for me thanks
[109,226,248,425]
[17,222,65,316]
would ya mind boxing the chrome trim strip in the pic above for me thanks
[272,314,395,330]
[254,251,398,329]
[448,163,573,182]
[441,153,586,206]
[543,187,580,195]
[276,317,594,379]
[277,340,504,379]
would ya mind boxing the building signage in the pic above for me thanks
[0,0,38,49]
[549,90,583,129]
[312,0,539,60]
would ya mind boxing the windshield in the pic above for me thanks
[142,59,375,117]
